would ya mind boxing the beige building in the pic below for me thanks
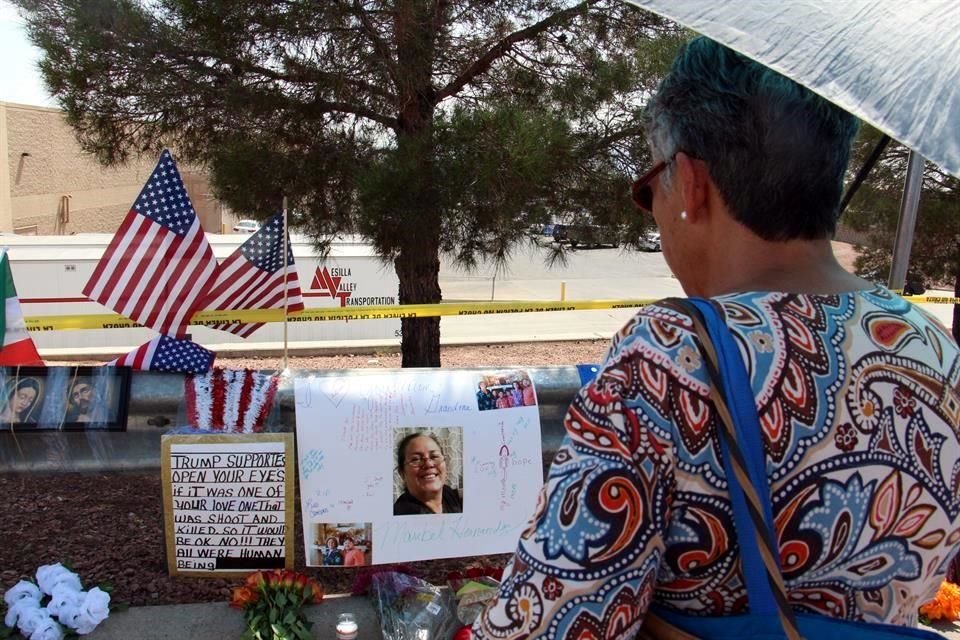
[0,101,234,235]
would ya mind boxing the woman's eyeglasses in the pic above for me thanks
[405,453,445,467]
[631,159,669,213]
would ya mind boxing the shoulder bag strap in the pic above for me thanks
[669,297,802,640]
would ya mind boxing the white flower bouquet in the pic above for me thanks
[2,563,111,639]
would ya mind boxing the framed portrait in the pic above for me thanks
[0,366,131,432]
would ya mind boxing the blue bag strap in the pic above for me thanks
[686,298,782,617]
[689,298,781,552]
[663,297,797,640]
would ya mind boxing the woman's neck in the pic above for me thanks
[690,235,871,298]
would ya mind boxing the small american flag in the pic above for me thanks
[82,150,219,336]
[109,334,215,373]
[199,211,304,337]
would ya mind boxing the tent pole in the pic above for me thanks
[888,151,924,292]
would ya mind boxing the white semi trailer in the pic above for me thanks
[1,233,401,355]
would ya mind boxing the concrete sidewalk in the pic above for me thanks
[89,596,960,639]
[92,594,380,639]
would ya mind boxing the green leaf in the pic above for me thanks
[293,621,313,640]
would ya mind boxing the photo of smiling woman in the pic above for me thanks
[393,428,464,516]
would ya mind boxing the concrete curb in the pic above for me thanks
[39,332,610,362]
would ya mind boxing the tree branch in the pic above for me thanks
[304,99,399,130]
[434,0,600,103]
[349,0,400,88]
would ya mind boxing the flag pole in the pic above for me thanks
[282,197,289,374]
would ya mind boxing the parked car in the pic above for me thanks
[552,224,619,248]
[233,219,261,233]
[527,223,557,244]
[860,267,927,295]
[639,230,661,252]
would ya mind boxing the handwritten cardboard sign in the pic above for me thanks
[161,433,295,577]
[294,369,543,565]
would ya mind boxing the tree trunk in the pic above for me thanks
[393,0,442,367]
[396,236,442,367]
[953,270,960,346]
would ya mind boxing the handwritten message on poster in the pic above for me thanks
[161,433,295,577]
[294,370,543,565]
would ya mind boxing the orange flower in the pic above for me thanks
[230,585,259,610]
[307,580,325,604]
[920,581,960,621]
[281,569,296,589]
[292,572,309,591]
[244,571,266,589]
[265,569,285,588]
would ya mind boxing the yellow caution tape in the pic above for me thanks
[906,295,960,305]
[23,299,658,332]
[21,294,959,333]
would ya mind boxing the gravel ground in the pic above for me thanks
[3,340,610,608]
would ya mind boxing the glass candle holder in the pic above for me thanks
[336,612,359,640]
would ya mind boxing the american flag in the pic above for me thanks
[82,150,219,336]
[199,211,304,337]
[109,334,215,373]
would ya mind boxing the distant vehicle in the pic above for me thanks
[552,224,619,248]
[639,230,661,252]
[233,219,260,234]
[859,267,927,295]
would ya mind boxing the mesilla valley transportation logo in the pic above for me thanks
[309,265,396,307]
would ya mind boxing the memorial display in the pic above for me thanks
[294,368,544,565]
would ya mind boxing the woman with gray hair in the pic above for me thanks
[475,36,957,639]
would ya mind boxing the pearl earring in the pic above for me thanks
[680,210,688,221]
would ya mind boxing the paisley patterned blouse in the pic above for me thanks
[474,288,960,638]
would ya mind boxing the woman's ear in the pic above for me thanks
[674,152,709,222]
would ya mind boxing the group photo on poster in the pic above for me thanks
[475,370,537,411]
[309,523,372,567]
[295,369,544,566]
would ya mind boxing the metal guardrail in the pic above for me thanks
[0,366,590,473]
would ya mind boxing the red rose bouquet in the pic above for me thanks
[230,570,323,640]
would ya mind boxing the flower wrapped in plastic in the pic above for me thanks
[445,567,502,626]
[369,571,458,640]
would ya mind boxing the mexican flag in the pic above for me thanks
[0,249,42,366]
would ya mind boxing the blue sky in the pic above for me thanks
[1,1,56,106]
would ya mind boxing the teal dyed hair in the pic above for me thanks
[645,37,860,240]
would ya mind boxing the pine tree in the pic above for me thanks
[15,0,683,365]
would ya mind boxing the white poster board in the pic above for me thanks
[161,433,295,576]
[294,370,544,566]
